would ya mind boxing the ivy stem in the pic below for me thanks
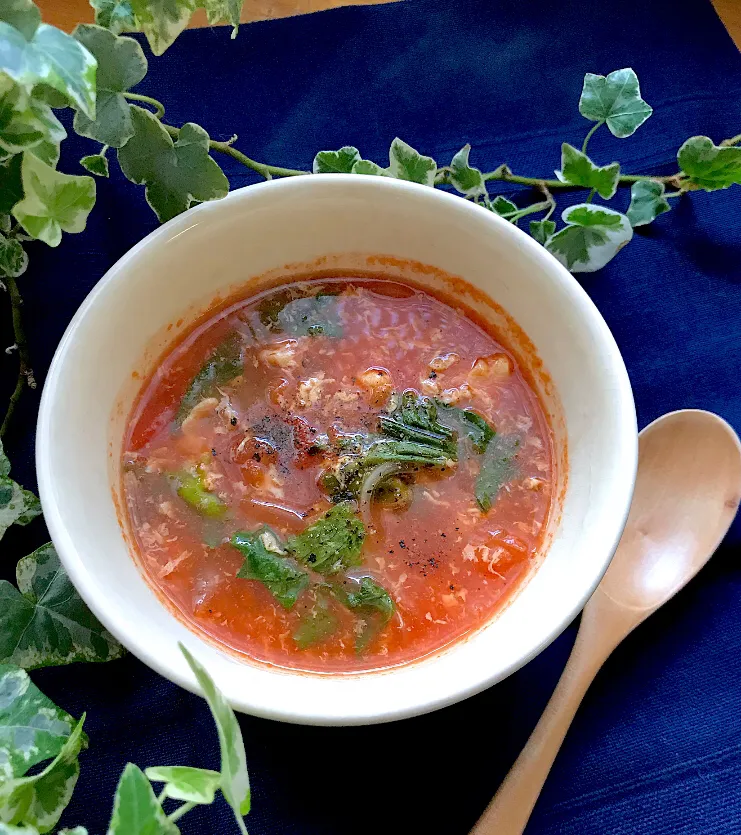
[503,198,554,224]
[124,92,166,119]
[162,124,308,179]
[0,276,36,438]
[581,121,602,154]
[481,167,681,190]
[167,801,196,823]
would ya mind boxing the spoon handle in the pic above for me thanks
[470,596,627,835]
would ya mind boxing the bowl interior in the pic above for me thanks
[37,176,636,725]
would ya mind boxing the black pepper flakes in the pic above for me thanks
[230,416,238,426]
[399,540,406,549]
[211,447,217,457]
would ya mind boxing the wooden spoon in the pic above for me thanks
[471,409,741,835]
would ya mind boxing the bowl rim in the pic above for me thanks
[36,174,638,724]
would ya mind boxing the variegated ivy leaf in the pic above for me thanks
[578,68,652,139]
[197,0,243,37]
[0,823,40,833]
[555,143,620,199]
[488,196,517,217]
[12,153,95,247]
[0,155,22,214]
[108,764,177,835]
[0,663,79,782]
[0,215,10,233]
[677,136,741,191]
[0,542,126,669]
[146,765,221,805]
[351,159,386,176]
[546,204,632,273]
[91,0,137,33]
[0,440,41,540]
[58,829,87,835]
[80,153,108,177]
[181,645,250,832]
[449,144,485,196]
[118,107,228,222]
[387,137,436,186]
[0,0,40,40]
[0,232,26,277]
[130,0,196,56]
[0,15,96,118]
[529,219,556,245]
[312,146,360,174]
[72,25,147,148]
[0,716,84,833]
[0,76,65,167]
[626,180,670,227]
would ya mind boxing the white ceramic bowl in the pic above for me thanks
[37,175,636,725]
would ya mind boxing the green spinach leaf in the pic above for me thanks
[233,527,309,609]
[288,502,365,575]
[475,435,520,513]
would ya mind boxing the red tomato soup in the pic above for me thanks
[122,277,554,672]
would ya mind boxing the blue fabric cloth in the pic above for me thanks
[2,0,741,832]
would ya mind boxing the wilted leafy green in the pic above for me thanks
[626,180,671,227]
[556,143,620,199]
[0,542,125,669]
[292,597,338,649]
[175,331,243,425]
[0,663,78,782]
[145,765,221,805]
[278,294,342,337]
[449,144,485,196]
[72,24,147,148]
[379,391,457,457]
[107,763,175,835]
[387,137,436,186]
[0,15,97,118]
[546,204,632,273]
[180,645,251,830]
[312,146,360,174]
[234,527,309,609]
[475,434,520,513]
[0,441,41,540]
[117,106,228,222]
[340,576,394,652]
[0,716,84,833]
[677,136,741,191]
[529,219,556,245]
[288,503,365,575]
[579,68,652,138]
[12,153,95,247]
[436,402,494,454]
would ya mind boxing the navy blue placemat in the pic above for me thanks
[2,0,741,832]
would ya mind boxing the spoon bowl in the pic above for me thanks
[471,408,741,835]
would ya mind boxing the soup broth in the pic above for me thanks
[122,277,554,672]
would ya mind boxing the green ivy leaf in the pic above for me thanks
[24,103,65,168]
[387,137,436,186]
[12,153,95,246]
[449,144,485,196]
[529,219,556,245]
[180,645,251,830]
[0,232,26,277]
[0,542,126,669]
[0,663,79,782]
[79,153,108,177]
[197,0,243,37]
[108,763,177,835]
[0,440,41,540]
[0,21,96,118]
[312,146,360,174]
[90,0,136,34]
[677,135,741,191]
[117,106,229,222]
[626,180,671,227]
[351,159,386,176]
[555,143,620,199]
[72,24,146,148]
[145,766,221,805]
[129,0,196,56]
[0,824,40,834]
[0,215,10,233]
[0,716,84,834]
[0,76,46,155]
[488,195,517,217]
[0,155,22,214]
[0,0,40,41]
[58,829,87,835]
[578,68,652,138]
[546,204,633,273]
